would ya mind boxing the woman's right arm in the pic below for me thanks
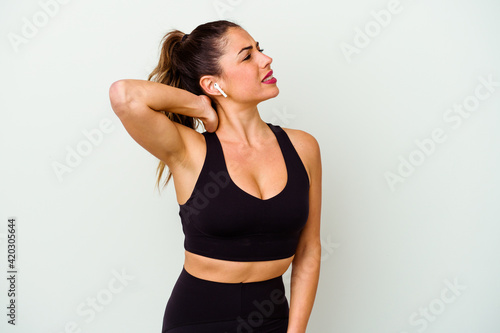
[108,79,217,168]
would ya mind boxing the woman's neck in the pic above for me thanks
[215,103,270,146]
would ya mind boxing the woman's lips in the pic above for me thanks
[262,70,277,84]
[262,76,277,84]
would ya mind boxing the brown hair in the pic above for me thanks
[147,20,240,191]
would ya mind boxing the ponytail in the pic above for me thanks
[148,20,240,192]
[148,30,200,191]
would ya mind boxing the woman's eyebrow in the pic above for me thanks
[237,42,260,55]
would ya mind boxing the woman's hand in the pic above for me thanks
[198,95,219,133]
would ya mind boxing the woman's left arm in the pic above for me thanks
[287,130,322,333]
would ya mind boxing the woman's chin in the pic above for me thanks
[264,87,280,101]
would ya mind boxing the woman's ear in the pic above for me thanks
[200,75,226,97]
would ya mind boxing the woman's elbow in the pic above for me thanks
[109,80,133,116]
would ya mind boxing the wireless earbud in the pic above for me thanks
[213,83,227,98]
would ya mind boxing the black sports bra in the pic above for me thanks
[179,123,310,262]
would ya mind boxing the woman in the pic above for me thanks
[109,20,321,333]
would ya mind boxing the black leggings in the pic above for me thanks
[162,267,289,332]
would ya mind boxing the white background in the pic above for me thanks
[1,0,499,332]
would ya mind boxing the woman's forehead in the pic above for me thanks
[224,28,256,53]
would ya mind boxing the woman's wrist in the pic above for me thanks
[196,95,219,132]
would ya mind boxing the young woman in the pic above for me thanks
[109,20,322,333]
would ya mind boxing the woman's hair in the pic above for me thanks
[147,20,241,191]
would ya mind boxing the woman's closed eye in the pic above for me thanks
[243,48,264,61]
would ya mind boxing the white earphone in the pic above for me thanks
[213,83,227,98]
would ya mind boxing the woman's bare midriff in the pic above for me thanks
[184,250,294,283]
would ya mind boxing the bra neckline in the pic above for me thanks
[213,123,289,202]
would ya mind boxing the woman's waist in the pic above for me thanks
[183,250,293,283]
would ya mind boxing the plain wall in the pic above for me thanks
[1,0,499,332]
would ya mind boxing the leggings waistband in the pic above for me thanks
[162,267,289,331]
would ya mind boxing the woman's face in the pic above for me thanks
[217,27,279,105]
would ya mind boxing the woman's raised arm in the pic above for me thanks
[108,79,217,167]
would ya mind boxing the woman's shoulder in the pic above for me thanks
[280,126,321,171]
[281,126,320,155]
